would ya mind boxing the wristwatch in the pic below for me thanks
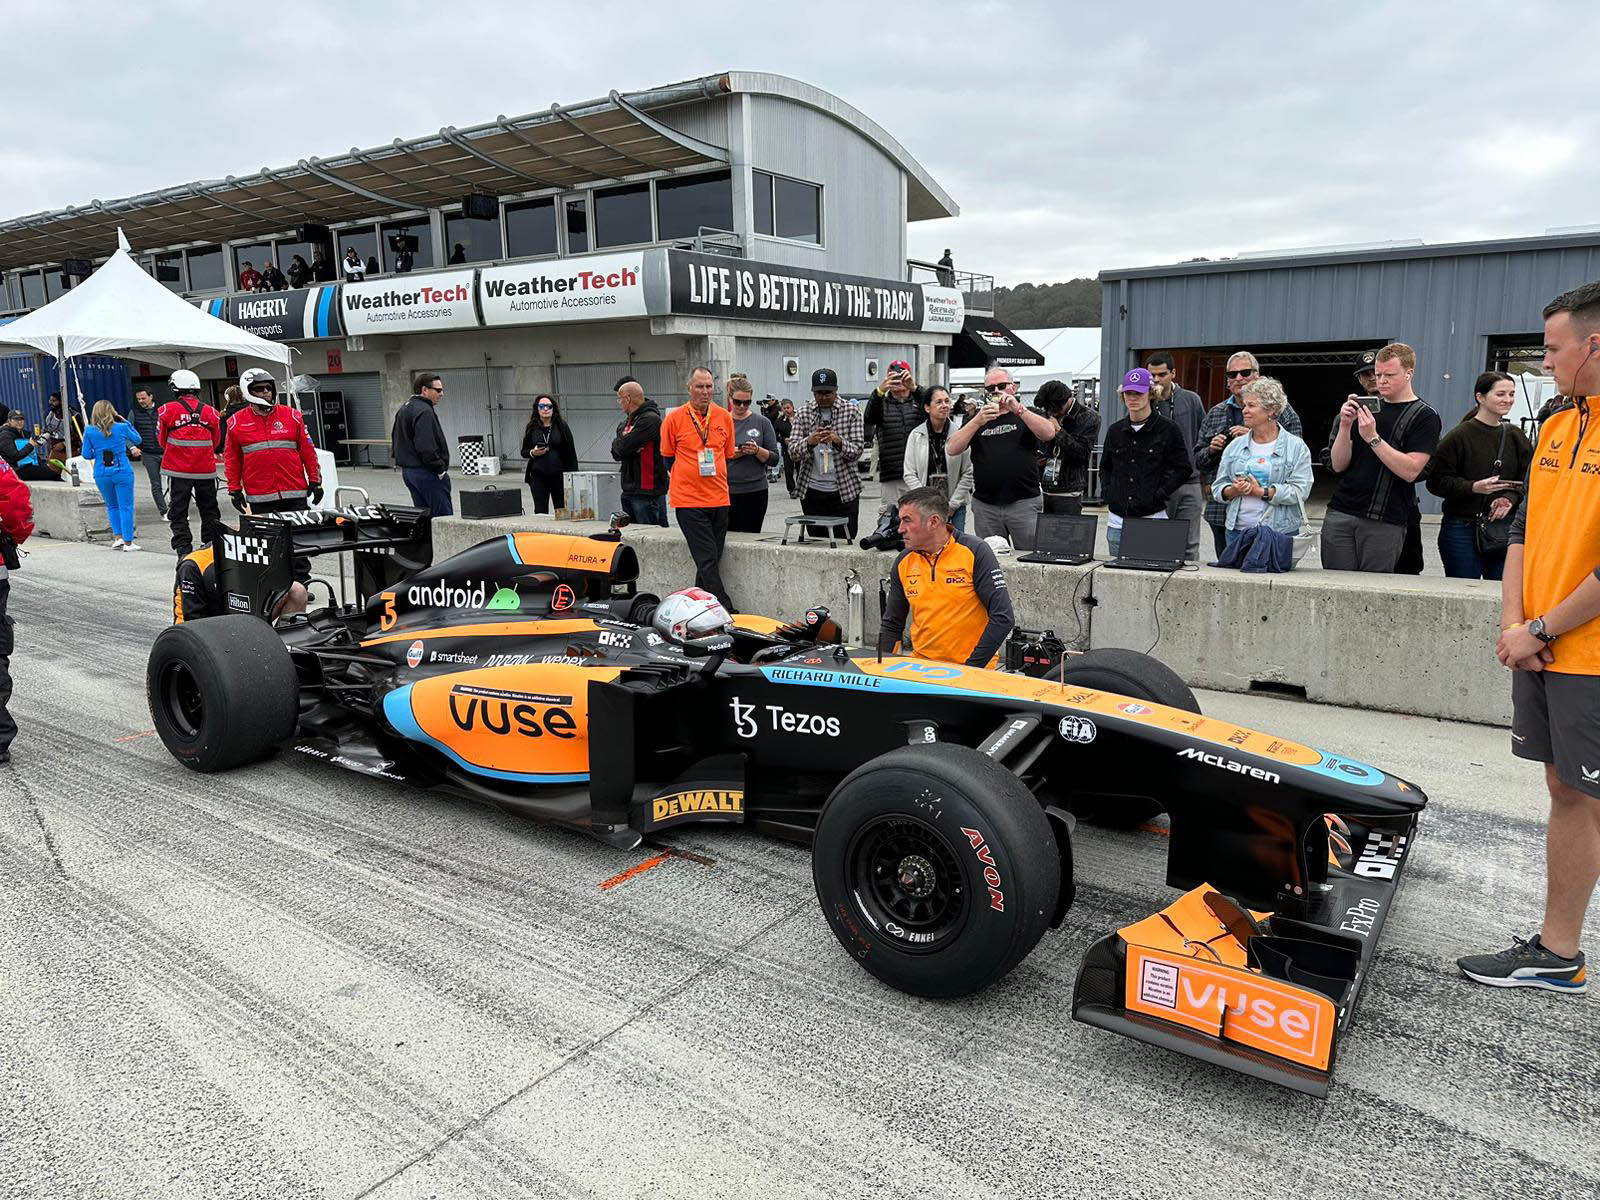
[1367,435,1382,448]
[1528,617,1557,645]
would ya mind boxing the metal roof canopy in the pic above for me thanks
[0,75,733,271]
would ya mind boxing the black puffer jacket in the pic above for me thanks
[1099,412,1191,518]
[863,388,926,481]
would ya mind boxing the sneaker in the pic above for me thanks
[125,542,142,552]
[110,538,125,550]
[1458,934,1587,994]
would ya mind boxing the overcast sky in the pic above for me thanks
[7,1,1598,285]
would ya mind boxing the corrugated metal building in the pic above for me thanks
[1098,231,1600,510]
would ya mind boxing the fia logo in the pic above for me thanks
[729,697,758,739]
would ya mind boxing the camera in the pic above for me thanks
[859,504,904,552]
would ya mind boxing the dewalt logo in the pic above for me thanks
[651,790,744,822]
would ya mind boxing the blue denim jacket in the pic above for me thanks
[1211,429,1312,533]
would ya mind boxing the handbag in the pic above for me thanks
[1473,424,1516,556]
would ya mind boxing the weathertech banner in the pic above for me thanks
[479,252,646,326]
[920,284,965,334]
[667,250,930,332]
[203,285,342,341]
[341,270,479,334]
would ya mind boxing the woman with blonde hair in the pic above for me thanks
[80,399,144,550]
[725,372,778,532]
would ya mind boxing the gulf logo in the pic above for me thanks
[406,640,425,668]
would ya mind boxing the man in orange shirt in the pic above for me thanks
[1459,281,1600,995]
[659,367,736,611]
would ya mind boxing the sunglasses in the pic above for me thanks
[536,402,553,409]
[730,397,752,405]
[984,383,1011,393]
[1227,369,1256,378]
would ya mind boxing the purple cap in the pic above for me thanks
[1120,368,1152,394]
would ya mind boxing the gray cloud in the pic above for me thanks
[6,0,1598,285]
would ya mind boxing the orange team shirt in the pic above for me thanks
[1523,398,1600,674]
[659,402,735,508]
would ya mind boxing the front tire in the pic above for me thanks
[812,743,1061,998]
[147,615,299,772]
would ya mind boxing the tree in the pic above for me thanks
[993,278,1102,328]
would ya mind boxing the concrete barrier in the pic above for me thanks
[24,479,108,541]
[433,513,1512,726]
[1088,565,1509,726]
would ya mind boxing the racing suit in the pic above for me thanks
[173,545,223,623]
[0,456,35,759]
[158,395,224,557]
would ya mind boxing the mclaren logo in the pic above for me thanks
[652,790,744,822]
[1175,747,1281,784]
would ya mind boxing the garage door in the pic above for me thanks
[548,361,680,468]
[310,372,386,464]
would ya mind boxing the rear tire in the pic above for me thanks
[1049,649,1200,827]
[147,615,299,772]
[812,743,1061,998]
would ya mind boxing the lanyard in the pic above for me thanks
[688,403,713,447]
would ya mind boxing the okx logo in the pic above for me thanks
[223,533,270,564]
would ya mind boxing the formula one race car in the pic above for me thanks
[148,505,1427,1095]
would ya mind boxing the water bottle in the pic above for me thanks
[845,569,866,646]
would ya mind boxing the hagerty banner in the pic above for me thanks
[667,250,940,332]
[203,284,342,342]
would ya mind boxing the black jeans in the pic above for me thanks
[528,472,565,515]
[622,493,668,527]
[167,475,224,556]
[0,578,13,753]
[801,488,860,540]
[141,451,167,513]
[674,505,733,612]
[728,489,769,533]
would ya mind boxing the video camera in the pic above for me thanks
[859,503,904,552]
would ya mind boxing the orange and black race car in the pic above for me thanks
[147,505,1427,1096]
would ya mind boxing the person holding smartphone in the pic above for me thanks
[1425,371,1534,579]
[521,394,578,515]
[724,374,778,533]
[946,367,1060,550]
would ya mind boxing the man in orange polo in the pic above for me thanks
[1459,280,1600,995]
[878,486,1014,667]
[660,366,736,611]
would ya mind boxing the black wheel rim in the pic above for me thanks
[158,660,205,742]
[847,815,968,953]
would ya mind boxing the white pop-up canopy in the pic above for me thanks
[0,236,289,369]
[0,233,290,459]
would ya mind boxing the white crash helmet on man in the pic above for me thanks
[169,368,201,395]
[239,368,277,406]
[653,587,733,645]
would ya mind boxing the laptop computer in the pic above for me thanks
[1106,517,1188,571]
[1017,513,1097,565]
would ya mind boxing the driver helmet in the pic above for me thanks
[653,587,732,644]
[239,367,277,407]
[169,368,201,396]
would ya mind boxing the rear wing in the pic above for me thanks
[217,503,432,617]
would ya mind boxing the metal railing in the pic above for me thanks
[907,259,994,314]
[669,226,744,258]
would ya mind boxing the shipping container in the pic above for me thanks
[0,351,132,426]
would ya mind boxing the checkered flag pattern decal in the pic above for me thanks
[224,533,271,564]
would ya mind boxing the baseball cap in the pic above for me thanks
[888,359,912,375]
[1354,351,1378,377]
[1120,368,1152,394]
[811,368,838,390]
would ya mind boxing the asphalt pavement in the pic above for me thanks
[1,536,1592,1200]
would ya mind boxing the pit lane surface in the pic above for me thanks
[2,538,1594,1200]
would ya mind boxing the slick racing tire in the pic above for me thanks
[812,743,1061,998]
[147,615,299,773]
[1049,648,1200,828]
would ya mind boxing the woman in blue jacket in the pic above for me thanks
[1210,376,1313,553]
[80,400,143,550]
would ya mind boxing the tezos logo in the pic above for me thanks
[1057,716,1097,744]
[728,697,840,739]
[405,640,425,668]
[408,580,487,609]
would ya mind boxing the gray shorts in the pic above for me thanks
[1511,669,1600,798]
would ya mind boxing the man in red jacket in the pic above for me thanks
[225,368,323,615]
[0,453,35,764]
[157,369,224,558]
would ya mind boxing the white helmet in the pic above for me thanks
[653,587,732,644]
[170,368,201,394]
[239,368,276,405]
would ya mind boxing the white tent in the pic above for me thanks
[0,234,290,457]
[950,326,1101,398]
